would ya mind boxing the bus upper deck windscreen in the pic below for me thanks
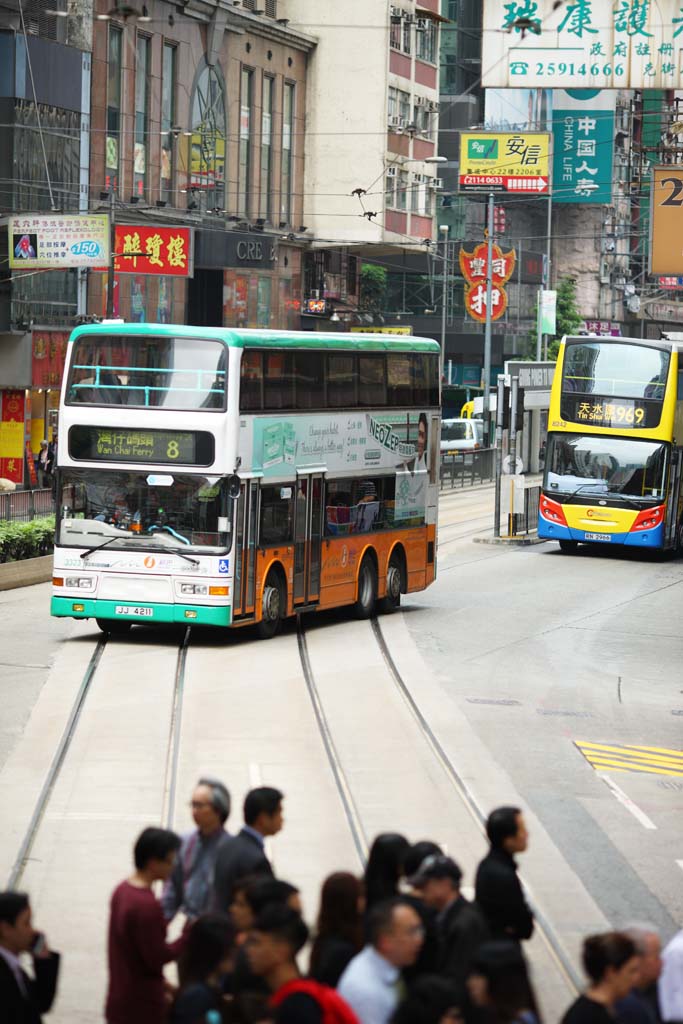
[66,334,227,410]
[560,340,670,429]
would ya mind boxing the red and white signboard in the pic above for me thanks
[459,241,516,324]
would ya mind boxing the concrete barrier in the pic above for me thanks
[0,555,53,591]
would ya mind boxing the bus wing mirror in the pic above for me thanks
[226,474,241,500]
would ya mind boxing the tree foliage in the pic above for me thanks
[360,264,387,312]
[523,276,583,361]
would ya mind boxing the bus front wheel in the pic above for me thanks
[96,618,132,635]
[558,540,578,554]
[257,572,285,639]
[354,556,377,619]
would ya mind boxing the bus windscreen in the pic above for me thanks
[560,341,669,428]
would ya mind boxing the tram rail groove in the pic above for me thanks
[370,615,582,996]
[163,626,192,829]
[296,618,369,867]
[7,636,108,890]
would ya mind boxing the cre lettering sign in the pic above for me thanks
[483,0,683,90]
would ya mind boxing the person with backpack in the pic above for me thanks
[246,904,359,1024]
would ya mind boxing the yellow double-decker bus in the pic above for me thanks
[539,334,683,553]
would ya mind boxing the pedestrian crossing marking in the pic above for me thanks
[575,740,683,777]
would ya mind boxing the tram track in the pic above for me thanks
[296,612,582,1001]
[6,627,191,892]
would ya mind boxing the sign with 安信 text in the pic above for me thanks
[482,0,683,90]
[458,132,550,194]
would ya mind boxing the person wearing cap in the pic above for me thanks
[162,777,232,922]
[410,854,489,1003]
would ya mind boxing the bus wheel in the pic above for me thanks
[96,618,132,635]
[354,556,377,619]
[558,540,578,554]
[257,572,285,640]
[379,552,404,614]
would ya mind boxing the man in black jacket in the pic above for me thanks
[0,891,60,1024]
[474,806,534,943]
[410,854,489,1001]
[212,786,284,912]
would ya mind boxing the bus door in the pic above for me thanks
[233,479,259,616]
[665,449,682,546]
[293,472,324,606]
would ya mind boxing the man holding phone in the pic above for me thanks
[0,891,60,1023]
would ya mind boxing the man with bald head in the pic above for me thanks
[161,777,231,922]
[617,925,663,1024]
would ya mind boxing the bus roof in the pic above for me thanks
[562,334,678,352]
[69,323,441,354]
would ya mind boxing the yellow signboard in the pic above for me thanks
[458,132,550,195]
[350,326,412,335]
[651,166,683,275]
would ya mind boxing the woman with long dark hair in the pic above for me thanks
[309,872,365,987]
[561,933,639,1024]
[466,941,542,1024]
[364,833,411,910]
[171,914,235,1024]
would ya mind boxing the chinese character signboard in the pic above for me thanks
[0,390,26,484]
[113,225,193,277]
[552,89,615,203]
[459,242,517,323]
[8,215,110,270]
[483,0,683,89]
[32,331,69,389]
[658,276,683,289]
[650,166,683,274]
[458,132,550,194]
[582,320,622,335]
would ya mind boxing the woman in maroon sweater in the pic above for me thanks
[106,827,184,1024]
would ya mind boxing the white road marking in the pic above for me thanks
[248,762,263,788]
[676,860,683,873]
[600,774,657,830]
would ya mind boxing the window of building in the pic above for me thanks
[238,67,253,218]
[385,166,397,208]
[390,10,402,49]
[260,485,293,544]
[13,101,81,212]
[346,255,358,297]
[397,169,409,211]
[388,86,398,120]
[402,14,412,53]
[416,19,438,63]
[398,90,411,123]
[106,25,122,191]
[190,62,226,212]
[134,36,150,198]
[260,75,274,221]
[161,44,176,203]
[281,82,294,225]
[413,99,433,139]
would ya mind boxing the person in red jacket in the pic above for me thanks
[106,827,183,1024]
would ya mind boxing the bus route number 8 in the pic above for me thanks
[167,439,179,459]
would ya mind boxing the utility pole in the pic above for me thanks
[439,224,449,386]
[106,189,116,319]
[482,192,494,444]
[493,374,505,538]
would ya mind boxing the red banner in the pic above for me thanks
[32,330,69,388]
[0,390,26,484]
[460,242,516,324]
[113,225,193,277]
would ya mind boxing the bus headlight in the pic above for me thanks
[64,576,95,590]
[178,582,208,596]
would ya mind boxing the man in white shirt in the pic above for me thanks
[337,898,424,1024]
[659,929,683,1022]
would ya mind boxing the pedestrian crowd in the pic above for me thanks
[1,786,682,1024]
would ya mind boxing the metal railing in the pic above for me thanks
[0,489,54,522]
[440,448,495,489]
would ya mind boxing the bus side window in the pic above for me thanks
[264,351,294,409]
[240,351,263,410]
[387,354,413,406]
[327,354,357,407]
[294,351,325,409]
[259,485,293,544]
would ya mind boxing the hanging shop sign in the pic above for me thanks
[552,90,616,204]
[0,390,25,485]
[8,214,110,270]
[650,166,683,275]
[113,225,193,277]
[458,132,550,194]
[32,331,69,389]
[460,242,516,323]
[482,0,683,90]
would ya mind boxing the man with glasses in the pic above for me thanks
[161,777,232,922]
[337,898,424,1024]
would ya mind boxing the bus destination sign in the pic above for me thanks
[69,426,214,465]
[560,396,661,430]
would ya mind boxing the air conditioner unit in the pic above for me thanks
[311,289,320,299]
[390,5,401,19]
[415,17,428,30]
[427,100,440,112]
[389,114,403,127]
[599,258,611,284]
[415,95,426,107]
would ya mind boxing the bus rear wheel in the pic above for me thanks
[257,572,285,640]
[558,540,578,554]
[354,556,377,619]
[379,551,404,614]
[96,618,132,635]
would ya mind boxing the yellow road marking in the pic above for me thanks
[575,740,683,777]
[578,741,683,762]
[578,748,683,769]
[586,757,683,777]
[624,743,683,756]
